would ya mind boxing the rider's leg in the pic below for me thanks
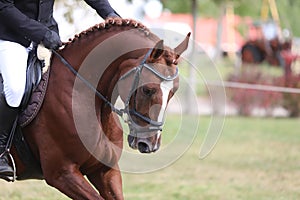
[0,40,28,179]
[0,40,28,107]
[0,95,18,178]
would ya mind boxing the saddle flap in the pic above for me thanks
[20,48,43,109]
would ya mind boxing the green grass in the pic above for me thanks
[123,116,300,200]
[0,116,299,200]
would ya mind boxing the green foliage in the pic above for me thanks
[232,0,262,17]
[161,0,191,13]
[276,0,300,37]
[161,0,300,36]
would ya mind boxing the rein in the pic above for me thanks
[52,49,178,133]
[52,50,123,116]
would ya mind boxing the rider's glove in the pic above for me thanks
[42,30,62,50]
[107,12,120,18]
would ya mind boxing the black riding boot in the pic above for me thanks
[0,94,18,180]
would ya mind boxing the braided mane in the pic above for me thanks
[61,18,177,65]
[63,18,159,47]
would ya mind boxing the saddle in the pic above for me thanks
[0,45,51,180]
[18,45,51,127]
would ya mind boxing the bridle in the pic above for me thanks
[52,49,178,134]
[119,49,178,134]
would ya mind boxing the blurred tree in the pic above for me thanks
[161,0,191,13]
[160,0,300,36]
[54,0,300,36]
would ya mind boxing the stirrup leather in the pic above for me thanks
[0,116,18,182]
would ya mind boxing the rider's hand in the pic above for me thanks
[42,30,62,50]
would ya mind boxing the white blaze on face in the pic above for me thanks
[158,80,174,122]
[153,80,173,150]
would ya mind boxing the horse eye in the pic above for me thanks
[142,86,156,97]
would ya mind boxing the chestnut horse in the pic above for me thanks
[9,18,190,199]
[241,38,291,67]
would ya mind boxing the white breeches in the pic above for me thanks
[0,40,29,107]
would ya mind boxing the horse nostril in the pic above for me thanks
[128,135,137,149]
[137,142,151,153]
[128,135,134,144]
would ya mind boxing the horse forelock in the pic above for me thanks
[162,46,178,66]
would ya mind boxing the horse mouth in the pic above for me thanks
[127,134,160,153]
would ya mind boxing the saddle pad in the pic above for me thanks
[18,68,50,127]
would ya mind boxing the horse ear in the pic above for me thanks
[174,32,191,58]
[150,40,164,60]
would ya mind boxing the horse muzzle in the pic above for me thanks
[127,131,161,153]
[123,108,164,153]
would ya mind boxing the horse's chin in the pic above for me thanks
[127,133,160,154]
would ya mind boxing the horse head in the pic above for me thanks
[118,33,190,153]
